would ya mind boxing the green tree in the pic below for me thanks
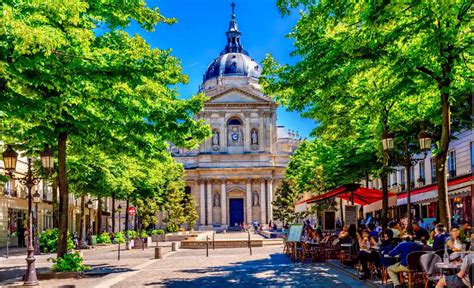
[1,1,210,257]
[183,193,199,230]
[264,1,472,228]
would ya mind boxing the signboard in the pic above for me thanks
[128,206,137,216]
[345,205,358,228]
[323,211,336,231]
[287,224,304,242]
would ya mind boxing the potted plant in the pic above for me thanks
[150,229,165,242]
[133,230,151,249]
[125,230,137,249]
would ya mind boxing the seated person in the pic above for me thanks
[380,229,399,268]
[446,227,464,252]
[367,223,379,239]
[339,225,350,239]
[388,221,402,238]
[459,220,471,242]
[435,252,473,288]
[412,222,430,241]
[352,229,379,280]
[432,223,449,251]
[387,235,421,288]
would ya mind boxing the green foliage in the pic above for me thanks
[149,229,165,236]
[183,193,199,230]
[39,229,74,253]
[272,179,307,225]
[50,252,90,272]
[126,230,137,239]
[114,232,125,244]
[138,230,148,238]
[96,232,112,244]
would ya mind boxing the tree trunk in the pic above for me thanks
[125,199,130,234]
[57,131,69,258]
[381,172,389,230]
[79,195,85,247]
[97,197,102,234]
[52,177,59,228]
[112,193,116,233]
[436,86,452,230]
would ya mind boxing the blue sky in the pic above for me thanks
[126,0,315,138]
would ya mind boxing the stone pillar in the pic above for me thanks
[244,112,251,152]
[246,178,252,224]
[206,180,213,225]
[269,112,274,153]
[199,180,206,225]
[259,110,264,152]
[220,178,227,225]
[268,178,274,221]
[260,179,266,224]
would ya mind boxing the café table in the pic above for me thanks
[435,262,462,275]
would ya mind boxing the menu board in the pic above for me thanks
[287,224,304,242]
[345,205,358,228]
[323,211,336,231]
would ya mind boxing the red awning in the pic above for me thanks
[298,184,392,206]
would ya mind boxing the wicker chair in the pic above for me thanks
[406,251,426,288]
[419,253,442,288]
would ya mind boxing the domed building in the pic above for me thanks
[171,3,300,229]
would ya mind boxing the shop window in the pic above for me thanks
[448,150,456,178]
[418,160,425,181]
[400,168,406,191]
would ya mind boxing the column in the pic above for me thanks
[244,112,250,152]
[259,110,264,152]
[269,113,274,153]
[246,178,252,224]
[199,180,206,225]
[268,178,273,221]
[220,178,227,225]
[206,180,213,225]
[260,179,266,224]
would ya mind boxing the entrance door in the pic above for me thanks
[229,199,244,227]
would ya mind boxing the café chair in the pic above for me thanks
[406,251,426,288]
[419,253,442,288]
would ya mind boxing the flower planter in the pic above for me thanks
[151,235,165,242]
[126,239,134,250]
[132,237,151,249]
[36,271,82,280]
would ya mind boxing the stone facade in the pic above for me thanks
[171,5,300,229]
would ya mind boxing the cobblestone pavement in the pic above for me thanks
[1,244,372,287]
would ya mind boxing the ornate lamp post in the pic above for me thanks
[2,145,54,286]
[381,131,432,233]
[86,199,93,245]
[117,204,122,261]
[32,191,41,255]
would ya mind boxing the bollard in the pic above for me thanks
[206,236,209,257]
[171,242,178,251]
[212,231,215,250]
[248,230,252,256]
[155,247,163,259]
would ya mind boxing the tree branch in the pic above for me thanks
[416,66,440,81]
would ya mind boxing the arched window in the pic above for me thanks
[228,118,242,125]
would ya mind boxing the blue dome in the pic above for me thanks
[203,53,261,83]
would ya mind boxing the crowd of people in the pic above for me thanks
[298,218,473,288]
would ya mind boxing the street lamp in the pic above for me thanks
[86,199,93,246]
[32,191,41,255]
[117,204,122,261]
[2,145,54,286]
[381,130,432,233]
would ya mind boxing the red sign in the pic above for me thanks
[128,206,137,216]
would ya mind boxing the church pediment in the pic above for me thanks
[207,88,271,104]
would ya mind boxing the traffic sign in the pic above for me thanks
[128,206,137,216]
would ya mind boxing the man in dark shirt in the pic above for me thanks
[412,222,430,241]
[387,236,421,288]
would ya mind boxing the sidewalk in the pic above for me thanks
[0,246,26,258]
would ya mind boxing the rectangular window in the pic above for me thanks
[410,166,415,189]
[392,172,397,187]
[387,174,392,187]
[471,142,474,170]
[431,157,437,183]
[419,160,425,185]
[400,168,406,190]
[448,150,456,178]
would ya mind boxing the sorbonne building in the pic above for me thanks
[170,5,300,229]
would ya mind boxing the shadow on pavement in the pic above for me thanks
[145,253,354,288]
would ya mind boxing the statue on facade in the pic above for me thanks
[251,129,258,145]
[252,191,259,206]
[213,193,220,207]
[212,130,219,146]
